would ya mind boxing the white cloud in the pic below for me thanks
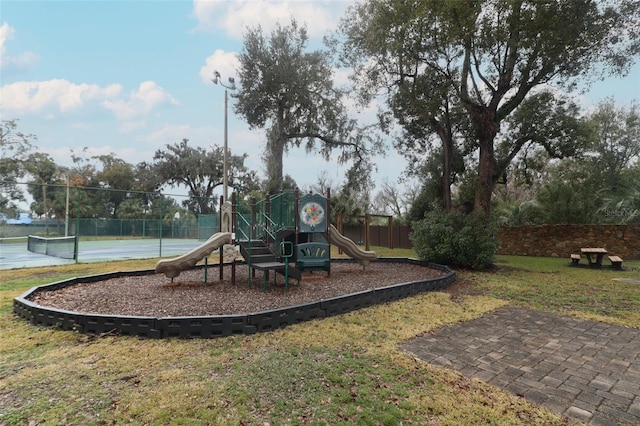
[0,79,123,115]
[1,79,179,133]
[45,144,148,169]
[141,123,194,144]
[119,120,146,133]
[192,0,349,39]
[199,49,240,85]
[0,22,14,56]
[332,66,352,89]
[103,80,180,121]
[0,22,38,70]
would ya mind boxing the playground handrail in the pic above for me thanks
[263,213,278,239]
[269,192,296,230]
[248,192,297,259]
[235,211,254,272]
[256,204,267,240]
[235,212,253,241]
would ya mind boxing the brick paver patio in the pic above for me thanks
[402,306,640,425]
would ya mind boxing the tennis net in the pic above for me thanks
[27,235,78,260]
[0,236,28,246]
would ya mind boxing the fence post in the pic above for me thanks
[337,214,343,255]
[365,213,370,251]
[158,206,163,258]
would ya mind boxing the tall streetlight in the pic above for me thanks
[212,70,236,203]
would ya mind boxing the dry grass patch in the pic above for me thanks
[3,254,624,424]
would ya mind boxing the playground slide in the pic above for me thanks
[329,224,377,267]
[155,232,232,278]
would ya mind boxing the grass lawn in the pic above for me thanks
[1,250,638,425]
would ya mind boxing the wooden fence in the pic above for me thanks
[340,224,413,249]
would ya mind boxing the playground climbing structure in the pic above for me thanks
[155,190,376,288]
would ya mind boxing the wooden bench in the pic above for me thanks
[608,255,623,270]
[297,242,330,273]
[570,254,581,265]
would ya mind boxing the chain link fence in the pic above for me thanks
[1,211,219,240]
[1,183,223,265]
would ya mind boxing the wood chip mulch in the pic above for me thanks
[30,261,447,317]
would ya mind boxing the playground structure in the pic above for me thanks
[15,190,458,340]
[155,190,376,289]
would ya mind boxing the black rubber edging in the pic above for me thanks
[13,258,455,339]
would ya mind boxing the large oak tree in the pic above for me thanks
[151,139,257,214]
[234,19,379,194]
[339,0,640,218]
[0,119,35,211]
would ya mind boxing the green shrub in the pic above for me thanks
[410,211,500,270]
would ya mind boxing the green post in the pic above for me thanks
[281,241,293,290]
[73,234,79,262]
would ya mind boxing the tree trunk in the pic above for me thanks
[265,136,285,194]
[266,114,286,193]
[469,107,500,220]
[442,136,453,212]
[475,141,496,220]
[432,118,453,212]
[271,137,284,193]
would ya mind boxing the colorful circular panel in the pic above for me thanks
[300,202,325,230]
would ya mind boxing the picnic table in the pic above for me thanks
[581,247,608,268]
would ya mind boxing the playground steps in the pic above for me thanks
[238,239,277,264]
[237,239,302,282]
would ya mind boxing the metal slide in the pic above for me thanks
[329,224,377,267]
[155,232,232,278]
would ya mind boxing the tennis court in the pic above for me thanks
[0,237,206,270]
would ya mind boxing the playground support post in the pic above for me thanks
[231,191,237,285]
[219,195,224,281]
[265,193,271,247]
[327,187,331,249]
[294,188,300,248]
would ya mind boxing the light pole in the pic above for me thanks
[212,70,236,203]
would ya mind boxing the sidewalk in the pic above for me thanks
[401,306,640,425]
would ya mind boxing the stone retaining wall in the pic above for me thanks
[497,224,640,259]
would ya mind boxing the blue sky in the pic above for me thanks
[1,0,639,201]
